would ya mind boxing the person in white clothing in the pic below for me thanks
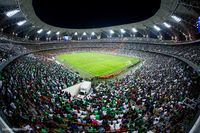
[115,121,121,130]
[109,122,115,130]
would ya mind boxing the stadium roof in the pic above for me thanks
[0,0,199,41]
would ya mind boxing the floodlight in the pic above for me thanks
[56,31,60,35]
[120,29,126,34]
[110,30,114,34]
[132,28,138,33]
[47,31,51,35]
[171,15,181,22]
[163,22,171,28]
[6,9,20,17]
[154,25,161,31]
[83,32,86,36]
[17,20,27,26]
[37,29,43,34]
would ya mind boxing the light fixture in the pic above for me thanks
[91,32,95,36]
[6,9,20,17]
[120,29,126,34]
[154,25,161,31]
[56,31,60,35]
[83,32,86,36]
[37,29,43,34]
[171,15,181,22]
[163,22,171,28]
[17,20,27,26]
[110,30,114,34]
[74,32,78,35]
[132,28,138,33]
[47,31,51,35]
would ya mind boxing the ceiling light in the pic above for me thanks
[163,22,171,28]
[91,32,95,36]
[37,29,43,34]
[83,32,86,36]
[74,32,78,35]
[132,28,138,33]
[47,31,51,35]
[154,25,161,31]
[17,20,27,26]
[120,29,126,34]
[171,15,181,22]
[110,30,114,34]
[6,9,20,17]
[56,31,60,35]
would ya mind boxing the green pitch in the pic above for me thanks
[56,52,140,77]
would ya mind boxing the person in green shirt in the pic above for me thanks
[87,126,94,132]
[41,128,48,133]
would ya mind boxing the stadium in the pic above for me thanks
[0,0,200,132]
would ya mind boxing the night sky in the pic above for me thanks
[32,0,161,29]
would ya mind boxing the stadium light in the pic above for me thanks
[56,31,60,35]
[171,15,181,22]
[154,25,161,31]
[132,28,138,33]
[83,32,86,36]
[37,29,43,34]
[6,9,20,17]
[47,31,51,35]
[120,29,126,34]
[163,22,171,28]
[17,20,27,26]
[91,32,95,36]
[110,30,114,34]
[74,32,78,35]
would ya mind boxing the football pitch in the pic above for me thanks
[55,52,140,77]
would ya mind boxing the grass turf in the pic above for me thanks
[55,52,140,77]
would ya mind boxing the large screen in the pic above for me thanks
[63,36,71,41]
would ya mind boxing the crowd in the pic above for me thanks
[0,49,199,132]
[23,42,200,66]
[77,37,174,44]
[0,55,82,132]
[0,42,29,63]
[121,43,200,65]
